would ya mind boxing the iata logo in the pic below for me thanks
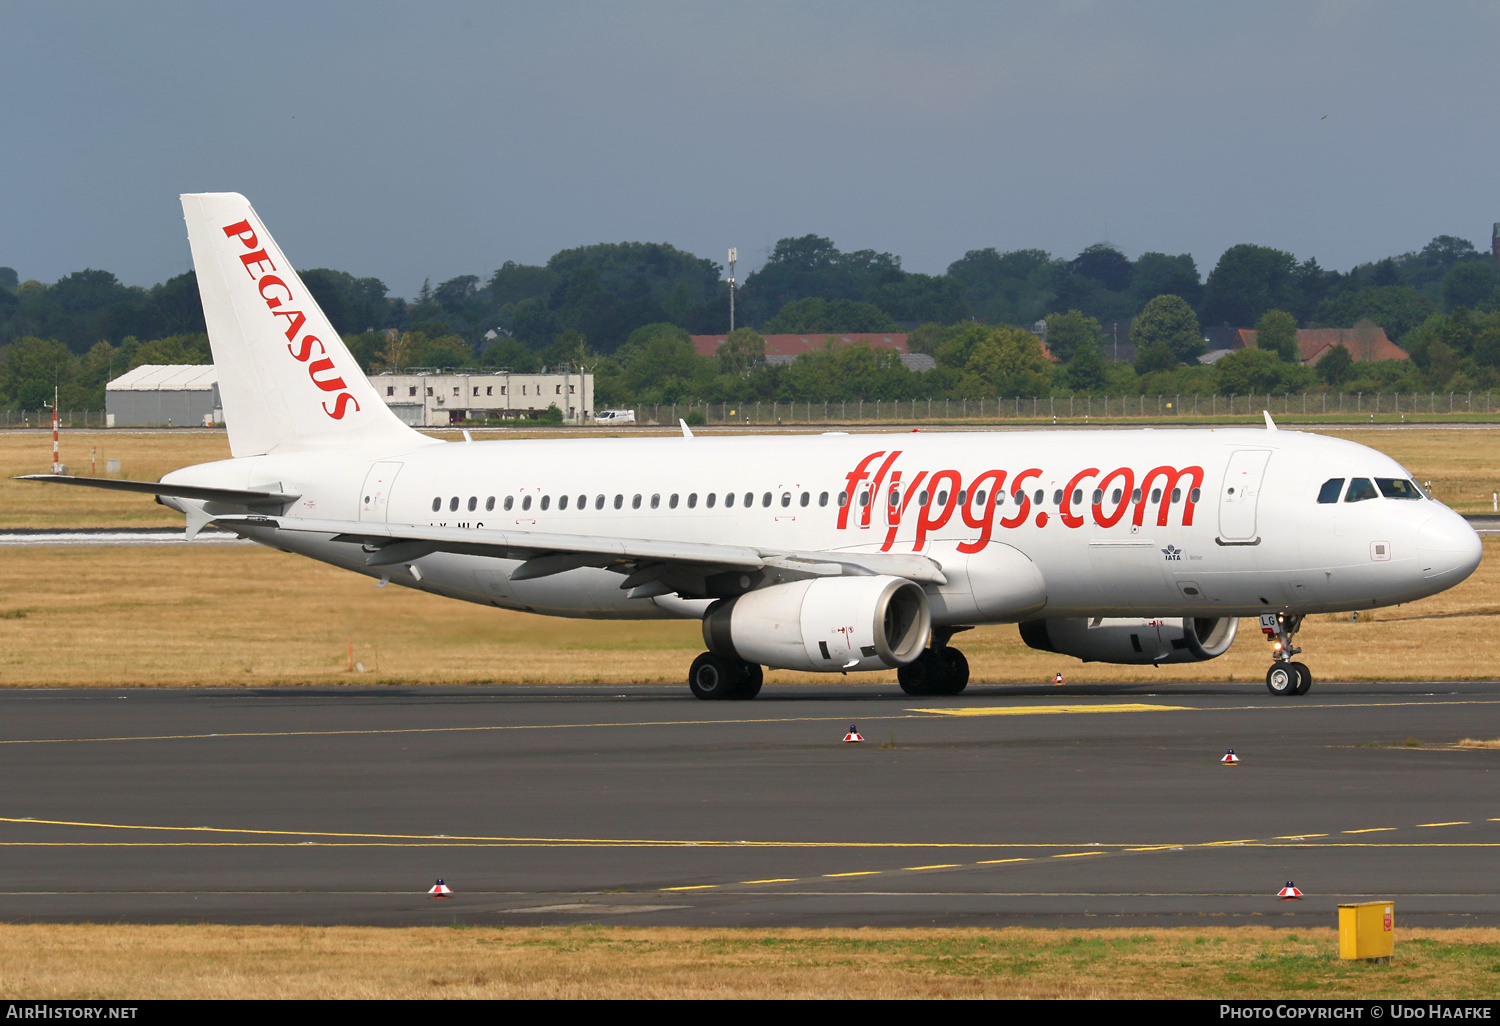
[1161,544,1182,561]
[837,449,1204,553]
[220,219,361,421]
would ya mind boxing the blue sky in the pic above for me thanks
[3,1,1498,298]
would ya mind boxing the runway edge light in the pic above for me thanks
[1277,881,1303,900]
[1221,749,1240,765]
[843,725,864,743]
[428,879,452,899]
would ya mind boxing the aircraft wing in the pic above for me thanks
[213,514,948,593]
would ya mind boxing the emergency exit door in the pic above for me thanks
[359,462,403,522]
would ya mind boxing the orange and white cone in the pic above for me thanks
[1277,881,1303,900]
[843,725,864,743]
[1221,749,1240,765]
[428,879,452,898]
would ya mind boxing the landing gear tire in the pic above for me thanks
[688,653,762,700]
[1265,664,1298,696]
[1290,662,1312,696]
[936,648,970,695]
[897,648,969,696]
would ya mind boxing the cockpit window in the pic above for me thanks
[1317,478,1345,504]
[1344,477,1378,502]
[1376,478,1423,500]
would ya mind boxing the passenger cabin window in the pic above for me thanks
[800,492,810,507]
[1074,489,1084,505]
[1318,479,1345,504]
[559,495,569,510]
[449,496,459,512]
[431,497,441,512]
[595,495,605,510]
[632,494,642,509]
[1151,488,1161,503]
[1377,478,1423,500]
[704,493,714,508]
[725,492,735,508]
[1092,489,1103,504]
[764,492,774,508]
[576,494,585,509]
[938,490,949,506]
[1345,478,1378,502]
[976,490,988,506]
[521,496,532,511]
[540,495,550,511]
[919,490,930,507]
[1033,489,1044,505]
[651,494,661,509]
[744,492,754,508]
[669,494,678,509]
[819,492,829,507]
[1052,489,1062,505]
[614,495,623,509]
[467,496,477,512]
[688,493,698,509]
[485,497,495,511]
[504,496,514,511]
[837,492,847,507]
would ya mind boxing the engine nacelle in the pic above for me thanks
[1018,616,1238,665]
[703,575,931,673]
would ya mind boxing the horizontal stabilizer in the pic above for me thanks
[15,474,299,507]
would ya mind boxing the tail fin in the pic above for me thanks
[181,192,432,457]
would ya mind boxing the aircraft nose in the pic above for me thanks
[1417,509,1483,583]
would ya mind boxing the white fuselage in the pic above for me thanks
[163,427,1482,623]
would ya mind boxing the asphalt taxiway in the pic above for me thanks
[1,680,1498,928]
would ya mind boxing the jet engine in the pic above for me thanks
[1018,616,1238,665]
[703,575,931,673]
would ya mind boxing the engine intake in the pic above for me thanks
[1019,616,1238,665]
[704,575,931,672]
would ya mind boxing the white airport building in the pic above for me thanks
[105,366,594,428]
[368,370,595,426]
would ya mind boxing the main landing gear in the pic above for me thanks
[897,628,971,696]
[688,652,763,700]
[1260,612,1312,696]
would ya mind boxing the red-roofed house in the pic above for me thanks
[1237,326,1409,365]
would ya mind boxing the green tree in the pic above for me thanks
[717,327,765,375]
[1061,338,1108,392]
[1,337,75,410]
[1133,340,1176,375]
[1214,347,1309,394]
[1130,295,1204,365]
[1044,309,1105,362]
[1315,285,1434,340]
[131,333,211,368]
[1442,262,1500,311]
[1254,310,1300,362]
[1316,344,1353,387]
[760,297,896,333]
[1130,253,1201,308]
[1202,244,1299,326]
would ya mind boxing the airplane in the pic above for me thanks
[19,193,1484,700]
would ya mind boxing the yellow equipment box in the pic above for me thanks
[1339,901,1395,960]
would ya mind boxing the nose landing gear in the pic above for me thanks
[1260,613,1311,696]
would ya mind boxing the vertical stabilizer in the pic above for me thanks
[181,193,433,457]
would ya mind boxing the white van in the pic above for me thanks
[592,409,636,424]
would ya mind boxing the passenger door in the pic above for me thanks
[1218,450,1270,543]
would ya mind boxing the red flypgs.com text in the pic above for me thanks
[836,450,1205,553]
[220,219,361,420]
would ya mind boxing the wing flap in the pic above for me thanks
[213,514,948,586]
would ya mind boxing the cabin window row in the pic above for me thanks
[430,491,844,514]
[428,484,1203,516]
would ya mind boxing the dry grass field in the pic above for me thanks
[0,535,1494,687]
[0,924,1495,999]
